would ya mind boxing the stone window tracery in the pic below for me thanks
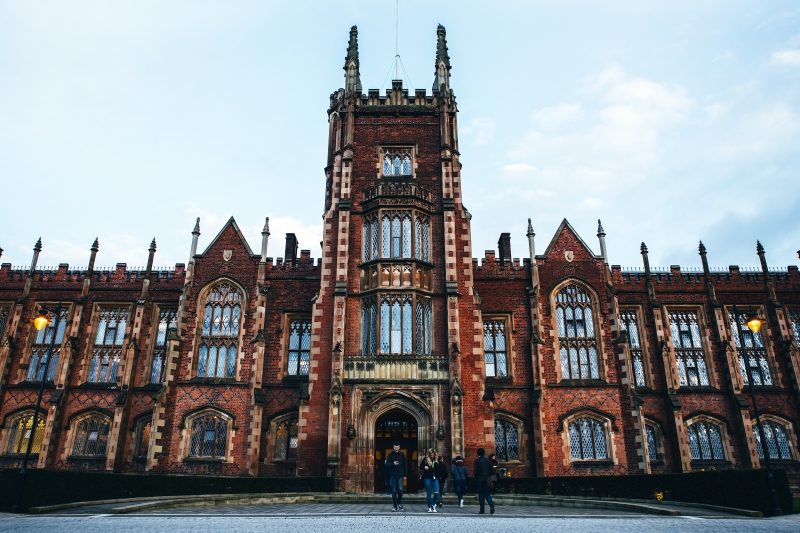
[790,310,800,346]
[0,304,10,341]
[645,423,660,461]
[88,306,129,383]
[555,284,599,380]
[382,148,412,176]
[134,417,151,459]
[361,294,431,355]
[568,417,608,460]
[150,307,177,384]
[188,412,229,459]
[71,414,111,457]
[275,416,299,461]
[197,282,242,379]
[619,309,646,387]
[27,305,69,382]
[754,418,794,460]
[668,310,709,387]
[686,419,725,461]
[365,211,429,263]
[484,320,508,377]
[6,411,45,454]
[287,319,311,376]
[728,310,772,386]
[494,419,520,461]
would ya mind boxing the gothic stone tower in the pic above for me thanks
[298,25,491,492]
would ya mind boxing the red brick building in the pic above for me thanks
[1,26,799,494]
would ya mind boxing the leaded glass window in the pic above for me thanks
[687,420,725,460]
[0,305,10,341]
[379,294,414,354]
[494,420,519,461]
[188,413,228,459]
[568,418,607,460]
[27,306,69,382]
[361,298,378,355]
[150,307,177,384]
[729,310,772,386]
[402,216,411,258]
[619,310,646,387]
[484,320,507,377]
[415,298,432,355]
[135,418,151,459]
[556,285,599,380]
[287,319,311,375]
[275,417,299,460]
[6,412,45,454]
[391,216,402,258]
[72,415,110,456]
[645,424,659,461]
[88,306,129,383]
[382,149,412,176]
[754,420,793,460]
[668,310,709,387]
[197,283,241,378]
[363,220,372,262]
[790,310,800,346]
[415,215,430,262]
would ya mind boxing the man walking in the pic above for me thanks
[473,448,495,515]
[385,441,407,512]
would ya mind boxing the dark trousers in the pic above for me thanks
[454,479,466,501]
[477,477,494,513]
[389,475,404,508]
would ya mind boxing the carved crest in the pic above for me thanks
[223,250,233,261]
[564,250,574,262]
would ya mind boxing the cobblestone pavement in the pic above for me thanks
[0,514,799,533]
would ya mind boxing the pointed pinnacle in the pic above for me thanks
[526,218,535,236]
[149,238,157,252]
[192,217,201,235]
[756,240,765,255]
[698,241,706,254]
[640,242,648,254]
[597,219,605,237]
[34,238,42,252]
[435,24,451,68]
[91,238,99,252]
[262,217,270,235]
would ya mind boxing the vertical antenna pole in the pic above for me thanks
[395,0,400,79]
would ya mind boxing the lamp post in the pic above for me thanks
[10,301,62,514]
[732,304,783,516]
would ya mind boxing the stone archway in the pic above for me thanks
[347,389,435,494]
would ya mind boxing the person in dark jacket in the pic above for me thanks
[434,455,449,507]
[489,453,499,495]
[419,448,440,513]
[473,448,495,515]
[385,441,407,512]
[451,455,468,507]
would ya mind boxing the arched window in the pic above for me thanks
[494,419,520,461]
[27,306,69,382]
[754,419,794,460]
[668,310,709,386]
[188,412,228,459]
[72,414,111,456]
[89,306,129,383]
[484,320,508,377]
[150,307,177,384]
[287,319,311,376]
[6,412,45,454]
[687,419,725,460]
[729,310,772,386]
[198,283,242,378]
[555,284,599,380]
[568,417,608,460]
[275,416,299,461]
[645,423,660,461]
[134,417,151,459]
[619,309,646,387]
[382,149,412,176]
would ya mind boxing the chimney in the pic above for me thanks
[498,233,511,269]
[285,233,299,266]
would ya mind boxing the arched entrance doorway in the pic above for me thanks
[374,410,419,494]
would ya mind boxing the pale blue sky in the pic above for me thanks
[1,1,799,271]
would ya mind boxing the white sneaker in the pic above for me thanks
[427,507,433,513]
[459,499,463,508]
[432,506,437,513]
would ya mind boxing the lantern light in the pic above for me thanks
[31,309,52,331]
[745,308,765,334]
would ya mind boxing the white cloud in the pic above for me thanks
[770,50,800,66]
[459,117,496,146]
[531,103,581,129]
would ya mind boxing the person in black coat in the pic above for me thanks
[434,455,449,507]
[385,441,408,511]
[473,448,495,514]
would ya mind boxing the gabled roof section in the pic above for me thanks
[200,216,255,257]
[541,218,601,259]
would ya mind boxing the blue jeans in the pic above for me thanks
[454,479,466,501]
[477,477,494,512]
[389,475,404,507]
[423,477,440,508]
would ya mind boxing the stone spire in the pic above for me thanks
[597,219,608,265]
[343,26,362,95]
[698,241,719,306]
[433,24,451,93]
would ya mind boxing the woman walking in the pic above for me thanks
[419,448,440,513]
[435,455,449,508]
[451,455,468,507]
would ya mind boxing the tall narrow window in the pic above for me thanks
[415,298,432,355]
[484,320,507,377]
[391,216,401,258]
[197,283,241,379]
[380,295,414,354]
[687,419,725,460]
[422,219,430,262]
[645,424,659,461]
[362,300,378,355]
[790,310,800,346]
[381,216,391,258]
[619,310,646,387]
[6,412,45,454]
[275,417,299,460]
[150,307,177,384]
[188,413,228,459]
[88,306,129,383]
[27,306,69,382]
[134,418,152,459]
[754,420,794,460]
[668,310,709,386]
[287,319,311,375]
[729,311,772,386]
[371,219,378,260]
[363,220,372,262]
[402,216,411,258]
[72,415,111,456]
[556,285,599,380]
[383,155,392,175]
[0,305,10,341]
[494,420,520,461]
[568,418,607,460]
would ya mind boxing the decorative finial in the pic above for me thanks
[527,218,534,237]
[262,217,270,235]
[433,24,452,92]
[343,26,362,94]
[640,242,648,254]
[34,238,42,252]
[149,238,157,252]
[698,241,706,254]
[192,217,200,235]
[597,219,605,237]
[756,240,765,255]
[91,238,99,252]
[435,24,451,68]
